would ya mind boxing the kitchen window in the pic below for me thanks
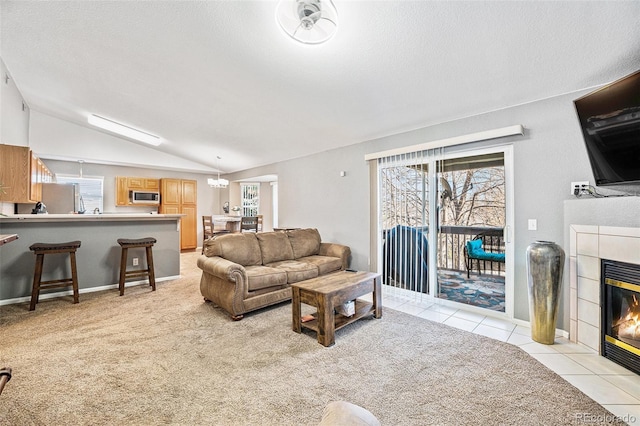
[56,175,104,214]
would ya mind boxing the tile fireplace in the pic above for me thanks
[569,224,640,364]
[601,259,640,374]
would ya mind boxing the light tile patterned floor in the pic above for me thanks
[381,290,640,425]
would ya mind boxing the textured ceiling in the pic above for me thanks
[1,1,639,173]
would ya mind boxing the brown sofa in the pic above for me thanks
[197,228,351,320]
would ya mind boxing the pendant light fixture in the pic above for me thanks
[208,156,229,188]
[276,0,338,45]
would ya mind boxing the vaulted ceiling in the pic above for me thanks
[1,1,639,173]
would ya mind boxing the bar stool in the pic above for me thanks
[117,237,157,296]
[29,241,81,311]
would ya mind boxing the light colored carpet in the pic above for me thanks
[0,252,622,425]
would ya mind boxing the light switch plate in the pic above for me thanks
[528,219,537,231]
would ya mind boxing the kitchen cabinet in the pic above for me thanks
[0,144,52,203]
[127,177,159,190]
[160,178,197,250]
[115,177,160,206]
[160,179,180,206]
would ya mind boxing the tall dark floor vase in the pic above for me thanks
[526,241,565,345]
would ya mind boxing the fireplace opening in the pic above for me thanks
[602,259,640,375]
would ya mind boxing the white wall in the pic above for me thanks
[227,90,640,329]
[29,110,217,173]
[0,58,30,215]
[0,58,29,147]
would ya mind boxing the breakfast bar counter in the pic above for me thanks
[0,214,183,304]
[0,213,183,223]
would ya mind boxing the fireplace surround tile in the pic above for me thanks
[600,235,640,265]
[572,224,599,234]
[577,298,599,328]
[569,224,640,356]
[600,226,640,238]
[570,319,577,342]
[570,256,577,289]
[577,320,599,351]
[577,232,599,257]
[577,254,600,281]
[570,287,578,322]
[577,276,599,304]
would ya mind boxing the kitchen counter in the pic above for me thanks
[0,213,184,223]
[0,214,182,304]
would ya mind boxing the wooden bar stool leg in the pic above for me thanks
[146,245,156,291]
[119,247,128,296]
[70,251,79,304]
[30,253,44,311]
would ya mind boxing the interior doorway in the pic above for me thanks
[230,175,278,232]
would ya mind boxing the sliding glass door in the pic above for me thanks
[435,151,507,312]
[379,151,430,295]
[379,146,513,315]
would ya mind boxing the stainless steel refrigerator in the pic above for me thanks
[41,183,80,214]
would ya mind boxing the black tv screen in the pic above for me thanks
[574,70,640,186]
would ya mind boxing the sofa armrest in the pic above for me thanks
[197,255,246,282]
[319,242,351,270]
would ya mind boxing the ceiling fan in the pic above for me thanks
[276,0,339,45]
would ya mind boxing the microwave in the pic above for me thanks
[130,191,160,204]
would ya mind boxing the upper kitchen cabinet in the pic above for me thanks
[127,177,159,190]
[0,144,52,203]
[115,176,161,206]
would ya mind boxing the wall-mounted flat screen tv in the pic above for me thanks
[574,70,640,186]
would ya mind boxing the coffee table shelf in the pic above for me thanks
[300,299,374,333]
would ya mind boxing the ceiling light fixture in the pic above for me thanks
[276,0,338,45]
[88,114,161,146]
[208,156,229,188]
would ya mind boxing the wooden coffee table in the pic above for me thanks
[291,271,381,346]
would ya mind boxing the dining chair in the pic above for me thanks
[240,216,259,232]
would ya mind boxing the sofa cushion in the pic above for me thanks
[466,239,483,256]
[267,260,319,284]
[466,239,505,262]
[244,265,288,291]
[256,232,295,265]
[204,233,262,266]
[297,255,343,275]
[287,228,321,259]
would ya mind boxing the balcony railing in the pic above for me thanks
[382,225,504,290]
[438,225,505,276]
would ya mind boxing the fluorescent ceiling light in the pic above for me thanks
[88,114,161,146]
